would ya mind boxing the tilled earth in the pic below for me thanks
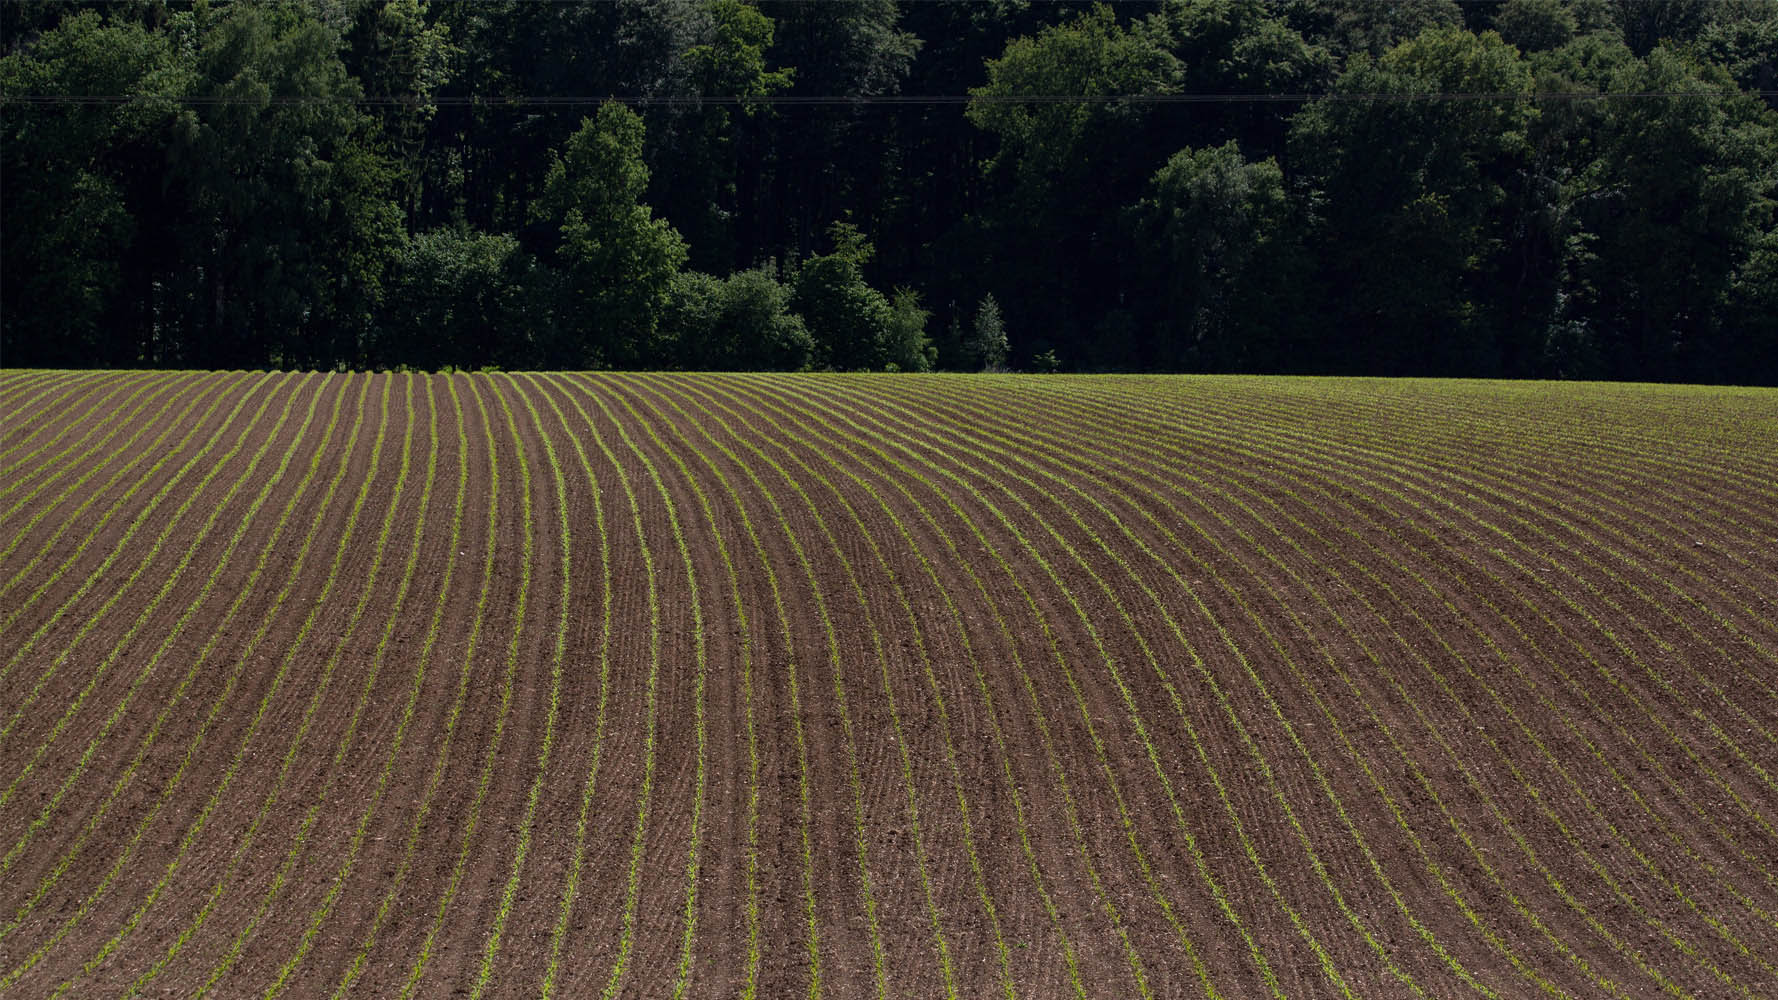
[3,370,1776,998]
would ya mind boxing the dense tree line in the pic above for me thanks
[4,0,1775,382]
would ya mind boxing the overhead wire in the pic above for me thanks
[4,89,1771,106]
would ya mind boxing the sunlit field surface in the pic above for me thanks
[3,370,1776,998]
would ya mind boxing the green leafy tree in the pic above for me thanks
[661,270,725,367]
[884,288,936,372]
[792,222,898,370]
[1278,0,1463,61]
[1291,27,1535,374]
[341,0,454,214]
[1,11,192,366]
[757,0,920,256]
[968,4,1181,363]
[1699,0,1778,108]
[969,6,1179,203]
[1567,46,1777,379]
[667,264,813,370]
[159,1,402,367]
[667,0,794,271]
[374,227,547,369]
[1719,228,1778,384]
[1612,0,1714,56]
[436,0,710,238]
[534,103,689,369]
[969,293,1010,371]
[1494,0,1578,52]
[720,266,815,370]
[1132,141,1295,371]
[1150,0,1332,152]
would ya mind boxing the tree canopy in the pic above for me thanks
[4,0,1774,383]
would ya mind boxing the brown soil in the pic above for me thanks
[4,371,1776,999]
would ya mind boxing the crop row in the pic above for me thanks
[1,370,1773,997]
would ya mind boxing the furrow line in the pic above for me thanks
[400,373,535,998]
[728,373,1236,998]
[577,376,713,1000]
[467,373,573,999]
[0,373,332,810]
[541,374,662,1000]
[262,372,450,998]
[520,373,619,1000]
[0,370,282,665]
[329,373,495,999]
[0,372,140,476]
[183,374,422,997]
[0,370,168,506]
[638,375,971,1000]
[0,373,351,993]
[39,372,389,998]
[0,371,245,599]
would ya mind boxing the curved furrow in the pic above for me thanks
[0,373,345,891]
[1213,388,1778,851]
[0,371,245,597]
[0,376,355,951]
[104,373,402,995]
[1240,384,1778,723]
[1340,379,1778,497]
[887,376,1549,996]
[0,371,172,509]
[1091,382,1778,955]
[1064,383,1778,869]
[637,375,994,999]
[256,373,454,998]
[1347,382,1778,548]
[553,373,821,1000]
[24,374,391,998]
[0,373,353,993]
[567,376,713,999]
[3,371,1771,998]
[183,374,438,998]
[0,372,211,572]
[0,371,74,435]
[0,372,143,478]
[724,374,1253,998]
[947,380,1660,996]
[0,371,283,663]
[630,376,961,1000]
[784,375,1450,998]
[553,372,769,999]
[516,373,621,1000]
[0,372,317,788]
[576,373,824,996]
[910,377,1770,989]
[537,374,668,1000]
[1215,381,1778,680]
[580,369,896,1000]
[669,373,1136,998]
[679,375,1182,998]
[460,373,576,999]
[1024,377,1778,992]
[0,374,335,820]
[1067,378,1778,881]
[328,374,499,1000]
[603,376,758,1000]
[399,373,541,998]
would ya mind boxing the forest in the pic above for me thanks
[3,0,1775,382]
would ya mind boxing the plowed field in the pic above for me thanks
[3,370,1776,998]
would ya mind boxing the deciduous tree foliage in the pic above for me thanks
[1132,141,1298,371]
[3,0,1774,384]
[534,103,688,369]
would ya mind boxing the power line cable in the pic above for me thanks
[4,89,1770,106]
